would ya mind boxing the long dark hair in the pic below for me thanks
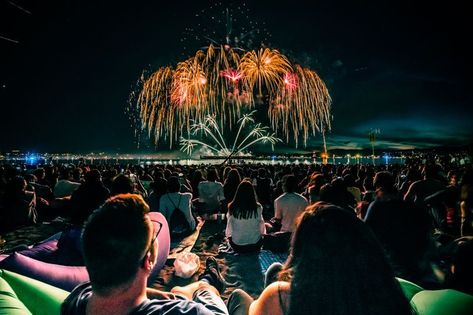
[228,180,259,219]
[280,202,412,315]
[225,168,241,186]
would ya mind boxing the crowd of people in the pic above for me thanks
[1,151,473,314]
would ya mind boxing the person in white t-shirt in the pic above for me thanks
[225,180,265,253]
[198,168,225,214]
[272,175,308,233]
[54,169,81,198]
[159,177,196,232]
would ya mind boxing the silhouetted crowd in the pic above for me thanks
[1,150,473,314]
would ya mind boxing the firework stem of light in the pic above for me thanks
[232,110,256,152]
[204,115,229,151]
[322,128,328,156]
[180,112,281,157]
[180,138,221,156]
[192,122,226,153]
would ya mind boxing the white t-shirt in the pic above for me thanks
[159,192,196,230]
[347,186,362,202]
[54,180,81,198]
[198,181,225,211]
[226,204,266,246]
[274,192,308,233]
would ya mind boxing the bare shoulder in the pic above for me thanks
[249,281,290,315]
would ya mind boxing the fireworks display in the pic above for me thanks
[132,3,332,152]
[135,44,332,149]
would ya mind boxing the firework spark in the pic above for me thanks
[221,69,242,82]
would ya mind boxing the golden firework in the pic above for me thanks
[270,65,332,147]
[239,48,292,97]
[134,45,332,148]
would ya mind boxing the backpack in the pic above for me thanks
[168,194,191,237]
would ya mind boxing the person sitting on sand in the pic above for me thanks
[54,168,81,198]
[147,171,168,212]
[268,175,308,233]
[364,171,434,287]
[254,168,273,214]
[404,163,445,209]
[225,180,265,253]
[223,168,241,209]
[198,168,225,215]
[0,176,37,232]
[70,169,109,225]
[227,202,412,315]
[159,176,196,236]
[61,193,229,315]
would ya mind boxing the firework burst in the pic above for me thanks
[271,65,332,147]
[239,48,292,96]
[134,44,331,149]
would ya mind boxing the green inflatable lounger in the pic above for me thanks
[397,277,424,301]
[0,269,69,315]
[397,277,473,315]
[411,289,473,315]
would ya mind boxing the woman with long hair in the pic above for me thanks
[306,173,325,204]
[224,168,241,206]
[190,169,204,198]
[227,201,412,315]
[225,180,265,253]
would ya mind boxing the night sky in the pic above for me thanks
[1,0,471,153]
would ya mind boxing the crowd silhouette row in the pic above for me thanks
[1,151,473,314]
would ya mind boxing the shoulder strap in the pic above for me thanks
[278,283,288,315]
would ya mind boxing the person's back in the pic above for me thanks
[274,192,307,233]
[364,198,434,286]
[447,238,473,295]
[307,173,325,204]
[273,175,308,233]
[226,203,265,247]
[159,192,195,231]
[1,176,37,231]
[225,181,266,253]
[344,174,361,202]
[147,177,167,212]
[404,164,445,209]
[406,178,445,206]
[54,179,81,198]
[198,181,224,213]
[62,193,228,315]
[54,168,80,198]
[223,168,241,206]
[70,170,109,225]
[243,202,412,315]
[255,169,272,206]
